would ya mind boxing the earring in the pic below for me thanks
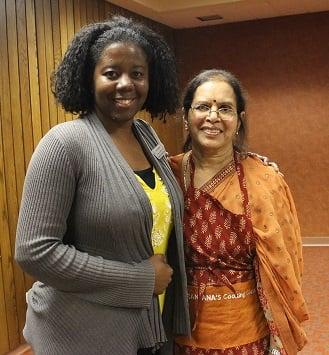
[184,120,189,131]
[236,131,239,135]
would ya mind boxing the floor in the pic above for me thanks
[6,247,329,355]
[299,246,329,355]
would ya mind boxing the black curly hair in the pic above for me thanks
[52,16,179,118]
[182,69,248,152]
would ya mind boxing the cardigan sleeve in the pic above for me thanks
[15,130,155,309]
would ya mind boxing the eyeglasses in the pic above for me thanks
[190,103,237,121]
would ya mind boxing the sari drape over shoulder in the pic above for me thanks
[170,153,309,354]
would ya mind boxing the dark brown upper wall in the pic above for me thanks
[174,12,329,236]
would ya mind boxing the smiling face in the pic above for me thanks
[92,42,149,128]
[187,79,241,154]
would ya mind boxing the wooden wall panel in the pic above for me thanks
[4,1,29,344]
[0,71,11,353]
[36,1,51,134]
[73,0,82,31]
[43,0,58,128]
[66,0,75,39]
[0,0,21,348]
[0,0,177,352]
[26,0,43,145]
[16,0,34,170]
[50,0,65,124]
[16,0,36,332]
[78,0,87,26]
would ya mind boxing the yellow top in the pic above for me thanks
[135,168,173,312]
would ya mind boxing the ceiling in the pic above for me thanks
[107,0,329,29]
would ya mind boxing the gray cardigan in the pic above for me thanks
[15,113,190,354]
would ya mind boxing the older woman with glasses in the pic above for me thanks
[170,69,309,354]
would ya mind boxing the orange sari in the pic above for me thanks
[170,152,309,354]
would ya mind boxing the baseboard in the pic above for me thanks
[5,343,33,355]
[302,236,329,246]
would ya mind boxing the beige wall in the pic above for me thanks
[174,12,329,237]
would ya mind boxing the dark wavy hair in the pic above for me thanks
[182,69,248,152]
[52,16,179,118]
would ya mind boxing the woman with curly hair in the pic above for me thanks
[15,16,190,354]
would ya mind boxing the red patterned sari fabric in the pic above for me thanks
[175,154,270,354]
[175,337,269,355]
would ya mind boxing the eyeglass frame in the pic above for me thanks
[189,103,237,120]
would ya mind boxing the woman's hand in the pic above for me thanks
[247,152,283,176]
[149,254,173,295]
